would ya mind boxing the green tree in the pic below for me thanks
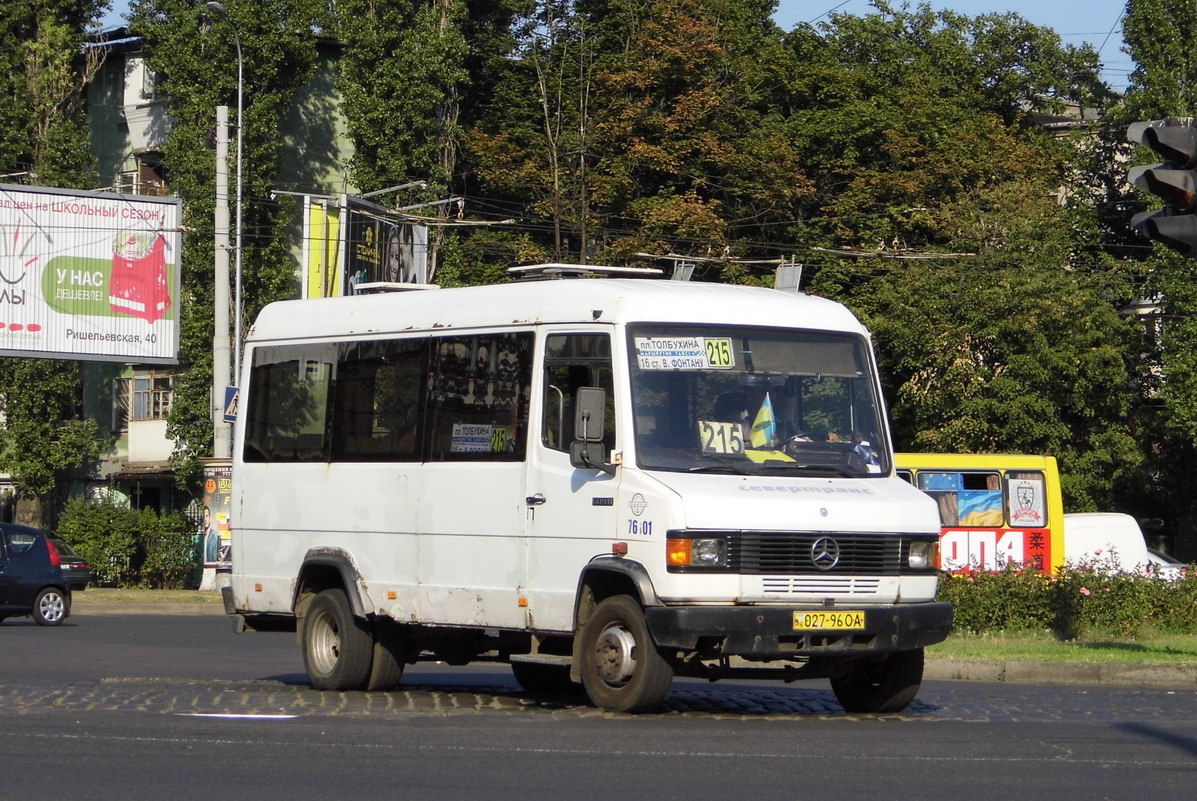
[1120,0,1197,559]
[129,0,322,483]
[0,361,101,525]
[463,0,810,272]
[0,1,107,526]
[785,3,1141,511]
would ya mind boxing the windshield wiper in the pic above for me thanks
[755,462,856,477]
[688,461,740,473]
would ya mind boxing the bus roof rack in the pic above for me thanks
[507,263,664,279]
[353,282,440,294]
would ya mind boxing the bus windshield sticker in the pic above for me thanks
[635,337,734,370]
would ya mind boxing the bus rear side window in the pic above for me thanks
[244,344,335,462]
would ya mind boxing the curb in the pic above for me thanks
[924,657,1197,689]
[72,603,224,617]
[69,603,1197,690]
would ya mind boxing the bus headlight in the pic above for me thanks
[908,540,939,570]
[667,537,727,568]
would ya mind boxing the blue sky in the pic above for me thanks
[99,0,1132,90]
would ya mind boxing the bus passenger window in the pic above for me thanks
[331,338,427,462]
[917,471,1002,527]
[425,332,533,462]
[1006,471,1047,527]
[243,344,335,462]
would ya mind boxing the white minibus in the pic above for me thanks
[224,273,953,713]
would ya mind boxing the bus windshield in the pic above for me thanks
[628,325,888,477]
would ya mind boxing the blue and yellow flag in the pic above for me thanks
[750,392,776,448]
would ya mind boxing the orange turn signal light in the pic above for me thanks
[666,539,691,566]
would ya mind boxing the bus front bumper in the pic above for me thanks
[644,601,953,658]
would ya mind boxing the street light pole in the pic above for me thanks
[205,1,244,388]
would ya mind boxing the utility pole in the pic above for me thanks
[212,105,232,459]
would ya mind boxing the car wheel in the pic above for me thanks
[32,588,68,626]
[578,595,673,713]
[302,588,372,691]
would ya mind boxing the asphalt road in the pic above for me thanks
[1,613,1195,800]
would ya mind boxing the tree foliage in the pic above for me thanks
[129,0,323,483]
[0,1,105,519]
[12,0,1190,549]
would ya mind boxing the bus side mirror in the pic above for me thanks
[569,387,615,475]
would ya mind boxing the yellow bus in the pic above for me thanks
[895,453,1065,574]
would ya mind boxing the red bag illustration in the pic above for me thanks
[110,232,170,323]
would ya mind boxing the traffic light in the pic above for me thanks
[1128,119,1197,257]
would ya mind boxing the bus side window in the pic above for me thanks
[1006,470,1047,527]
[244,345,335,463]
[918,471,1003,527]
[541,334,614,454]
[425,331,534,461]
[330,337,427,462]
[918,472,962,526]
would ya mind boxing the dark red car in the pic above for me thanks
[0,524,71,626]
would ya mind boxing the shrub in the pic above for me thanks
[56,497,139,586]
[138,508,199,589]
[55,497,200,589]
[940,561,1197,639]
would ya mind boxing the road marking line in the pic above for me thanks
[177,713,297,720]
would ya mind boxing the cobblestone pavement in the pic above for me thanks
[2,676,1194,722]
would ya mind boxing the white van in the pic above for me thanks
[1063,512,1182,579]
[223,273,953,713]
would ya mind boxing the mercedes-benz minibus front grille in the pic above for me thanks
[668,529,936,575]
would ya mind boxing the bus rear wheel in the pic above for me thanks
[303,588,373,691]
[578,595,673,713]
[829,648,924,714]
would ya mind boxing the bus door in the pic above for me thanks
[415,331,535,629]
[522,332,619,632]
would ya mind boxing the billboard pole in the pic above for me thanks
[212,105,232,459]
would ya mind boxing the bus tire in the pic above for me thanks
[578,595,673,713]
[303,588,373,691]
[830,647,924,714]
[366,618,407,691]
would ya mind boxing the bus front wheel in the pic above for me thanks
[578,595,673,713]
[302,588,373,691]
[829,647,925,714]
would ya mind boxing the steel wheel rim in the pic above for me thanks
[309,611,342,675]
[594,623,638,686]
[39,592,64,623]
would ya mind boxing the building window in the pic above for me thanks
[132,374,173,421]
[114,160,166,196]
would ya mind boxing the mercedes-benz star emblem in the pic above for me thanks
[810,536,841,571]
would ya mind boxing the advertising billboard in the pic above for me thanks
[200,459,232,568]
[302,193,428,298]
[303,196,342,299]
[0,184,181,364]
